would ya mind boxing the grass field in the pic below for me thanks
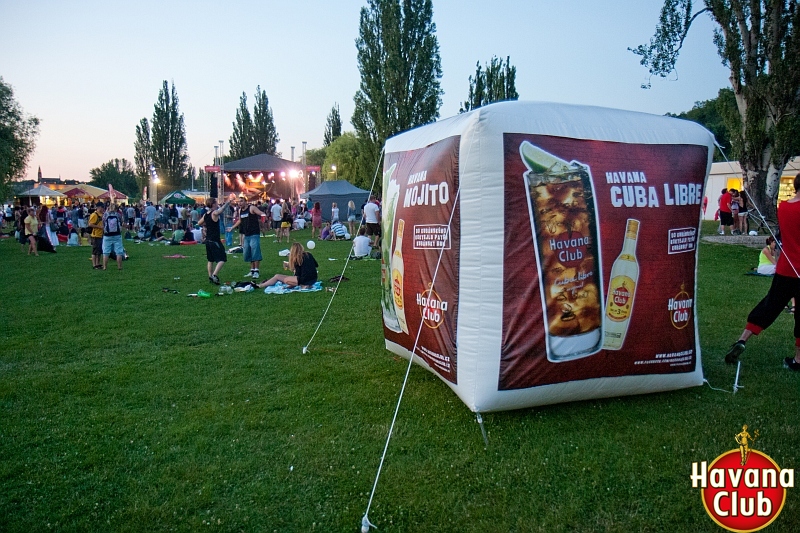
[1,223,798,532]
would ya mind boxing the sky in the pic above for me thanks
[1,0,730,184]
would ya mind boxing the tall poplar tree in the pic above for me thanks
[632,1,800,219]
[253,86,279,156]
[150,81,189,189]
[323,103,342,147]
[459,55,519,113]
[229,92,254,160]
[133,117,151,195]
[353,0,443,178]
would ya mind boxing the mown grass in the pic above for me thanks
[0,223,798,532]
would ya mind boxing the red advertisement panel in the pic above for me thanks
[500,134,708,390]
[382,136,460,383]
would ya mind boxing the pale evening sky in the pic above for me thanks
[1,0,730,184]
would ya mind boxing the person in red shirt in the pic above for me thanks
[718,188,733,235]
[725,174,800,371]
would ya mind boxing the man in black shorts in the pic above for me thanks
[198,197,230,284]
[363,195,381,245]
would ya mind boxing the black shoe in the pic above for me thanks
[210,275,220,285]
[725,341,746,365]
[784,357,800,371]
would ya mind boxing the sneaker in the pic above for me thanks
[718,230,725,235]
[784,357,800,371]
[251,270,260,279]
[244,284,254,292]
[210,275,220,285]
[244,270,253,278]
[724,341,746,365]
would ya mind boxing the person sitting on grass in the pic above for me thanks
[330,221,350,240]
[170,227,185,244]
[351,226,373,258]
[257,242,318,290]
[320,222,332,241]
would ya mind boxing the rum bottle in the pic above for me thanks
[602,219,640,350]
[391,218,409,334]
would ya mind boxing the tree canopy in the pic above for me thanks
[88,158,138,198]
[150,81,189,190]
[230,86,280,160]
[133,117,151,198]
[459,55,519,113]
[632,1,800,218]
[323,103,343,147]
[667,88,736,161]
[353,0,443,182]
[322,132,373,190]
[0,77,39,199]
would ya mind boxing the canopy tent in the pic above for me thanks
[222,153,304,200]
[16,185,65,205]
[97,190,128,201]
[302,180,370,222]
[160,190,196,205]
[62,187,93,199]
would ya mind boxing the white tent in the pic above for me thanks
[379,101,714,412]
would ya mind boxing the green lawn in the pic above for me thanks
[1,224,797,532]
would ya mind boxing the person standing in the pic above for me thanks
[144,202,157,231]
[363,195,381,245]
[198,197,230,284]
[102,203,125,270]
[88,203,105,269]
[270,200,283,242]
[230,197,267,279]
[23,207,39,256]
[310,202,323,240]
[724,174,800,372]
[331,202,340,223]
[347,200,357,236]
[718,188,733,235]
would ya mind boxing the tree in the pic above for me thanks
[323,103,343,147]
[229,92,254,161]
[0,77,39,199]
[323,132,373,190]
[88,158,138,198]
[305,147,327,167]
[667,87,736,161]
[133,117,151,196]
[353,0,443,182]
[632,1,800,219]
[150,81,189,190]
[459,55,519,113]
[253,86,279,156]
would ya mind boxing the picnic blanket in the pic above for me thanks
[163,254,190,259]
[263,281,323,295]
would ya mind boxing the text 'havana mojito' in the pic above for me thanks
[520,141,603,361]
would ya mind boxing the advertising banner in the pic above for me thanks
[382,101,712,412]
[381,136,461,383]
[499,134,708,389]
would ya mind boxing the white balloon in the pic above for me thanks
[306,240,316,249]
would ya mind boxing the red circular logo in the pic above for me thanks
[701,450,787,532]
[612,286,630,306]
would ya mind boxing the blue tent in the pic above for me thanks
[302,180,370,222]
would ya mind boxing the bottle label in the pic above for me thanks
[392,268,404,310]
[606,275,635,322]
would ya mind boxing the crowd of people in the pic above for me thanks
[3,193,385,282]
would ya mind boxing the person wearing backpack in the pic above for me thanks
[102,203,125,270]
